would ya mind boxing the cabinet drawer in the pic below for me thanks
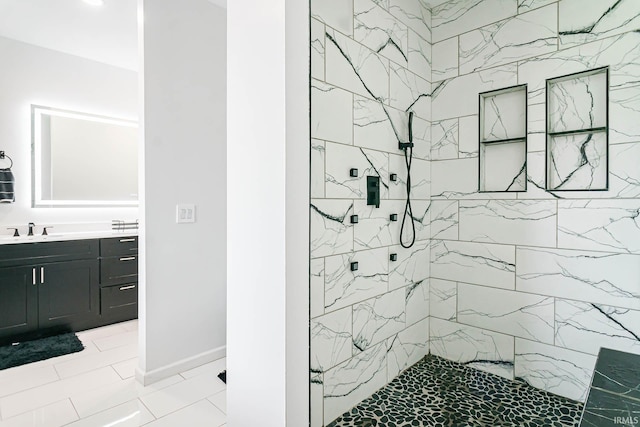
[101,283,137,312]
[0,240,98,269]
[100,255,138,286]
[100,236,138,257]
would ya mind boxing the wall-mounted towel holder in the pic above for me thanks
[0,151,13,169]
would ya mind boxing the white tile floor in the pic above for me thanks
[0,320,227,427]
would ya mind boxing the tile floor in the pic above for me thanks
[0,320,227,427]
[329,354,584,427]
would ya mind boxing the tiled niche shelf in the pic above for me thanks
[546,66,609,191]
[479,84,528,193]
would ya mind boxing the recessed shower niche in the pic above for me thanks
[546,67,609,191]
[478,84,527,192]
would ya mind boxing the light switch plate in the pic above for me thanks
[176,204,196,223]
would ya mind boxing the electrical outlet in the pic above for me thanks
[176,204,196,223]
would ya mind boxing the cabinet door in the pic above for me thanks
[38,260,99,330]
[0,266,38,341]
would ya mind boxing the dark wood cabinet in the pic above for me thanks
[0,266,38,341]
[99,236,138,323]
[0,236,137,345]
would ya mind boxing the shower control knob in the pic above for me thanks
[390,173,397,182]
[350,262,359,271]
[390,214,398,222]
[350,215,359,224]
[349,168,358,177]
[390,253,398,262]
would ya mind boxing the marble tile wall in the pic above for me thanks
[310,0,432,425]
[311,0,640,423]
[429,0,640,404]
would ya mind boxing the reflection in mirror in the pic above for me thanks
[32,105,138,207]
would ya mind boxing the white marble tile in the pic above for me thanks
[548,70,607,133]
[0,399,78,427]
[389,240,430,291]
[311,18,325,80]
[407,30,431,80]
[310,375,324,427]
[326,29,390,102]
[54,343,137,379]
[405,277,429,325]
[430,279,457,321]
[354,95,408,153]
[548,131,607,191]
[311,79,353,144]
[311,0,354,36]
[389,63,431,120]
[371,0,390,9]
[355,0,409,66]
[558,200,640,254]
[324,247,389,312]
[518,32,640,105]
[480,140,527,192]
[609,142,640,198]
[459,200,557,247]
[323,341,388,424]
[311,258,326,319]
[179,359,226,380]
[555,299,640,356]
[517,0,556,14]
[411,114,431,160]
[139,370,225,419]
[458,283,555,344]
[325,142,389,200]
[431,0,518,43]
[311,307,353,372]
[311,139,325,199]
[0,366,122,419]
[559,0,640,48]
[389,154,430,200]
[429,200,458,240]
[66,399,156,427]
[431,158,478,199]
[430,318,515,379]
[93,330,137,352]
[431,118,458,160]
[310,199,354,258]
[528,103,545,136]
[388,0,431,42]
[515,338,597,402]
[458,115,479,158]
[460,5,557,74]
[432,37,458,82]
[481,87,527,141]
[353,200,402,251]
[432,64,518,121]
[353,288,406,352]
[144,400,225,427]
[406,200,431,243]
[516,246,640,310]
[431,240,516,289]
[387,318,429,379]
[610,85,640,145]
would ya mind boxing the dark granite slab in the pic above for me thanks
[580,388,640,427]
[591,348,640,401]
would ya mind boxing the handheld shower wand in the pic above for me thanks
[400,112,416,249]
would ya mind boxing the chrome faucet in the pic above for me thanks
[28,222,35,236]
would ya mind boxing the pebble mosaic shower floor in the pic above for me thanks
[328,355,584,427]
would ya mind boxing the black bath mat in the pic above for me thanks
[0,333,84,370]
[218,370,226,383]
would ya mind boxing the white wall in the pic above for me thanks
[138,0,227,381]
[0,36,138,230]
[227,0,309,425]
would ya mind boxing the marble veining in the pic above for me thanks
[389,240,430,291]
[557,200,640,254]
[429,200,459,240]
[548,71,607,133]
[429,279,457,321]
[311,200,354,258]
[311,307,353,373]
[555,299,640,356]
[516,246,640,310]
[355,0,409,66]
[386,318,429,379]
[353,288,406,352]
[431,119,458,160]
[559,0,640,47]
[459,4,557,74]
[431,0,517,43]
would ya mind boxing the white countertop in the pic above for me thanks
[0,230,138,245]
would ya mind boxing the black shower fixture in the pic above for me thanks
[399,112,416,249]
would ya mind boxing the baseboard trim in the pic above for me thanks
[135,345,226,386]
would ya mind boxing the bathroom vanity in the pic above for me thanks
[0,234,138,345]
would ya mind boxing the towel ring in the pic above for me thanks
[0,152,12,169]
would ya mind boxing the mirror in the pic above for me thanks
[32,105,138,207]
